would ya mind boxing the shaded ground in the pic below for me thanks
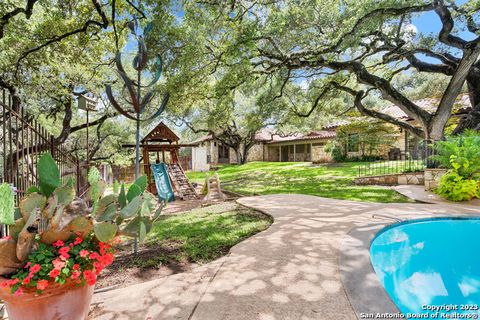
[92,195,480,320]
[187,161,412,203]
[96,202,272,290]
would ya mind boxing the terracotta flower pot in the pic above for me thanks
[0,278,94,320]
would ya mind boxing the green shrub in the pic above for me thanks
[432,130,480,179]
[435,170,480,202]
[325,141,346,162]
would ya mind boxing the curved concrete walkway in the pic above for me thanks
[91,195,480,320]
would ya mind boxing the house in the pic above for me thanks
[189,94,472,171]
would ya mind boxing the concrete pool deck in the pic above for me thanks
[91,194,480,320]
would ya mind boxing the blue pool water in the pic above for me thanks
[370,217,480,318]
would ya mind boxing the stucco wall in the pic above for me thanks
[191,144,210,172]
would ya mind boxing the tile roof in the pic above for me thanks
[382,93,471,119]
[266,130,336,144]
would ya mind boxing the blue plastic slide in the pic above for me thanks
[150,163,175,202]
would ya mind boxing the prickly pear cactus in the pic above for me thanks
[0,183,15,225]
[0,153,163,275]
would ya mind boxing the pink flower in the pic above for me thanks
[30,264,41,273]
[53,240,64,248]
[79,250,89,258]
[52,259,65,270]
[71,270,81,279]
[36,280,48,290]
[2,236,12,240]
[24,262,31,269]
[59,246,70,260]
[14,288,23,296]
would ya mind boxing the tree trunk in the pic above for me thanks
[453,78,480,134]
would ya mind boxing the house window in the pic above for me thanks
[347,134,359,152]
[214,142,217,146]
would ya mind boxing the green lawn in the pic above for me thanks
[146,202,272,263]
[98,203,271,288]
[187,161,412,203]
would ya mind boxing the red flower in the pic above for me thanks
[83,270,96,286]
[71,270,81,280]
[22,277,31,285]
[30,264,41,273]
[79,250,89,258]
[14,288,23,296]
[49,269,60,278]
[52,259,65,270]
[99,242,111,255]
[53,240,64,248]
[98,253,114,267]
[93,262,104,275]
[72,264,80,270]
[36,280,49,290]
[74,237,83,245]
[89,252,100,260]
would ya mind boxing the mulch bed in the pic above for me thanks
[95,240,196,291]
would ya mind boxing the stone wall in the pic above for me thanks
[424,168,447,191]
[354,172,424,186]
[247,143,264,161]
[312,145,332,163]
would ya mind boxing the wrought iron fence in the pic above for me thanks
[357,146,438,177]
[357,159,426,177]
[0,89,82,205]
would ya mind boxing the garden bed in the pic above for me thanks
[95,202,272,290]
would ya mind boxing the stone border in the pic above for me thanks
[339,222,401,319]
[354,172,424,186]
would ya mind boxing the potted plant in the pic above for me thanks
[0,153,163,320]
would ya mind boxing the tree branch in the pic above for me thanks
[0,0,38,39]
[15,0,109,74]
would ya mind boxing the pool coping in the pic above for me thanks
[339,222,401,319]
[340,215,480,319]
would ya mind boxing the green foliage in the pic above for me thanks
[126,184,142,202]
[327,120,395,162]
[112,180,120,194]
[432,131,480,179]
[0,184,15,225]
[435,171,480,202]
[93,222,118,243]
[37,154,61,197]
[118,184,127,209]
[324,141,346,162]
[88,167,102,215]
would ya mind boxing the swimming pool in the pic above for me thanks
[370,217,480,318]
